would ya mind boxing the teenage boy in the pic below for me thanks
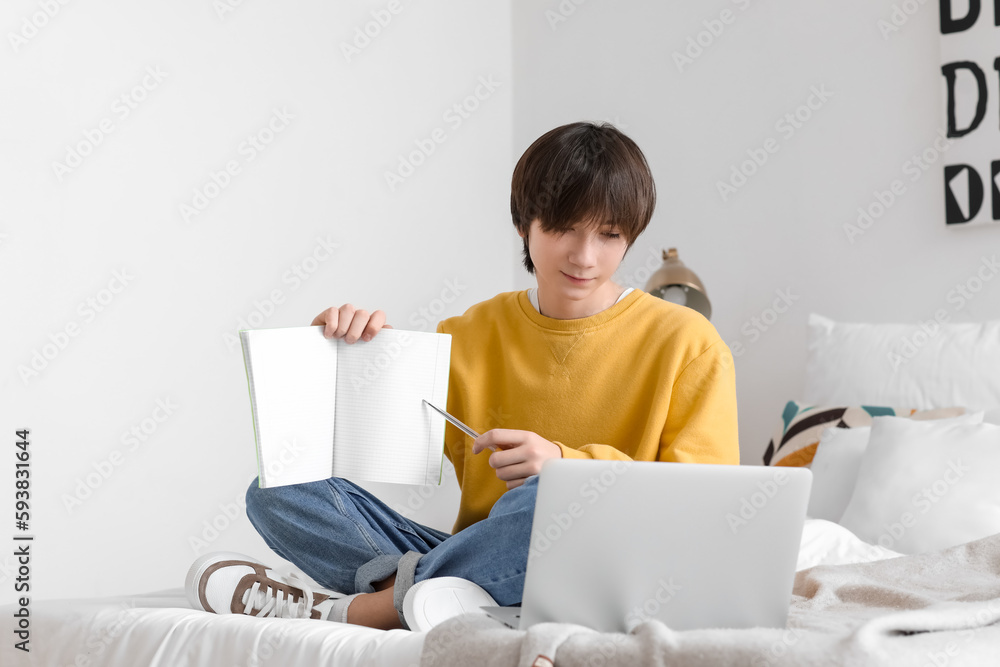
[186,121,739,631]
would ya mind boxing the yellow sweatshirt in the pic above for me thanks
[436,288,740,534]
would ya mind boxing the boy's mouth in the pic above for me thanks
[562,272,593,284]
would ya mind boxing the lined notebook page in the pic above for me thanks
[333,329,451,485]
[241,327,338,487]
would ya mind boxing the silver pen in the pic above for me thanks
[423,399,496,451]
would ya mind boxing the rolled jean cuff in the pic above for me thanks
[355,554,402,594]
[393,550,422,629]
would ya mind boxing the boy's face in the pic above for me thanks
[519,217,629,318]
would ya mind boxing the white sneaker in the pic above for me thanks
[186,551,341,620]
[402,576,497,631]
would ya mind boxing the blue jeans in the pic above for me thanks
[244,475,537,625]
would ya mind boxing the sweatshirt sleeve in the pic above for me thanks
[657,340,740,464]
[554,440,635,461]
[554,340,740,465]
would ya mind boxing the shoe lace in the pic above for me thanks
[241,572,318,619]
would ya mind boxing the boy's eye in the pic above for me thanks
[563,226,621,239]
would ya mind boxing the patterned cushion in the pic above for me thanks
[762,401,967,467]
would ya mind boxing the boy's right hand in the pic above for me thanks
[312,304,393,343]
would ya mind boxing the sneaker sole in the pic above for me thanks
[402,576,497,632]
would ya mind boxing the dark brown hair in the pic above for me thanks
[510,121,656,274]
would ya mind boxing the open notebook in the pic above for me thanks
[239,326,451,488]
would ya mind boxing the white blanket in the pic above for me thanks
[421,530,1000,667]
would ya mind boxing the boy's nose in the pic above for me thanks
[568,235,601,266]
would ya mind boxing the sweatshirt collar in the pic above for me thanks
[516,288,644,332]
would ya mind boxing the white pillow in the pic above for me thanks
[807,411,986,522]
[807,428,872,521]
[838,415,1000,554]
[803,313,1000,411]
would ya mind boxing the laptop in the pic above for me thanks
[482,459,811,632]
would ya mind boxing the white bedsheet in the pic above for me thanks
[796,517,903,571]
[0,519,894,667]
[0,588,425,667]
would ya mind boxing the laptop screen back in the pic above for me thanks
[518,459,811,632]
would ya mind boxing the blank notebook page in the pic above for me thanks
[333,329,451,485]
[242,327,338,487]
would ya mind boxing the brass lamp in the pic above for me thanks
[643,248,712,320]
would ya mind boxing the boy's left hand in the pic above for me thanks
[472,429,562,490]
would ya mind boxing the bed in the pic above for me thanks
[4,313,1000,666]
[0,518,919,667]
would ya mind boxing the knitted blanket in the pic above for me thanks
[420,532,1000,667]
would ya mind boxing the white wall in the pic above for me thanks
[0,0,511,604]
[4,0,1000,606]
[511,0,1000,465]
